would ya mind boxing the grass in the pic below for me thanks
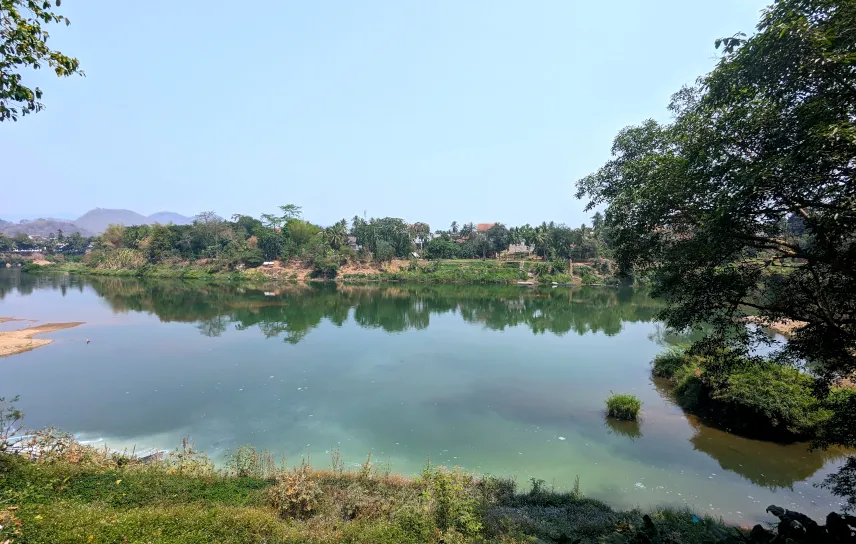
[605,393,643,420]
[0,434,746,544]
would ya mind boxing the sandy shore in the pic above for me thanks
[0,321,85,357]
[743,315,805,338]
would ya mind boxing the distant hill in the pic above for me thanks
[0,208,194,237]
[73,208,193,234]
[147,211,194,225]
[73,209,150,234]
[0,218,92,238]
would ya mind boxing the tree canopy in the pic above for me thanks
[1,0,83,121]
[577,0,856,389]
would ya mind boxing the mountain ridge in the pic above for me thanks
[0,208,194,237]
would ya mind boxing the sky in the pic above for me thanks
[1,0,769,228]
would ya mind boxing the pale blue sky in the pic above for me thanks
[2,0,767,228]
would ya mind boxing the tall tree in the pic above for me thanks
[1,0,84,121]
[577,0,856,420]
[325,219,348,250]
[261,204,302,229]
[485,223,510,256]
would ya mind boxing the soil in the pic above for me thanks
[743,316,806,338]
[257,259,415,280]
[0,321,84,358]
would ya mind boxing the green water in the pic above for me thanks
[0,270,847,523]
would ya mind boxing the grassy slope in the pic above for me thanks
[0,451,739,544]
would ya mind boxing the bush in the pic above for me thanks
[605,393,642,420]
[652,345,833,441]
[420,465,482,537]
[550,259,568,273]
[651,348,687,378]
[374,240,395,263]
[310,259,339,279]
[266,462,321,519]
[240,247,264,268]
[715,364,828,438]
[20,262,42,273]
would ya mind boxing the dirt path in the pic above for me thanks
[0,321,84,358]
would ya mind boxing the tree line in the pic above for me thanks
[44,204,614,278]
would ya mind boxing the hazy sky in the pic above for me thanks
[2,0,768,227]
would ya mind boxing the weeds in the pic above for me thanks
[0,396,22,454]
[606,392,642,420]
[266,460,321,519]
[163,437,214,476]
[0,432,753,544]
[225,444,275,479]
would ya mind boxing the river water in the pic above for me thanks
[0,270,846,523]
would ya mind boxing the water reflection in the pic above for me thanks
[0,272,663,341]
[650,376,847,490]
[686,416,844,490]
[604,417,642,440]
[0,270,847,518]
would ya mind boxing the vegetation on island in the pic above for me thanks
[605,393,642,421]
[577,0,856,514]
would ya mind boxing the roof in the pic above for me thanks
[476,223,495,232]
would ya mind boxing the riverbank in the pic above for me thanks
[0,321,84,357]
[0,433,750,544]
[651,347,855,444]
[24,258,623,286]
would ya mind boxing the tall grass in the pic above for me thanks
[605,392,642,420]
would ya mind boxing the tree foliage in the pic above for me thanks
[1,0,84,121]
[577,0,856,389]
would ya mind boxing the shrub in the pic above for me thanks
[605,393,642,420]
[374,240,395,263]
[95,248,147,270]
[266,462,321,519]
[162,437,215,476]
[240,247,264,268]
[715,364,828,438]
[310,259,339,279]
[20,262,42,273]
[420,465,482,537]
[651,348,688,378]
[227,445,276,479]
[550,259,568,273]
[0,395,23,453]
[653,345,833,441]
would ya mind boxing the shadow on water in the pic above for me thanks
[650,375,847,490]
[604,416,642,440]
[685,415,845,490]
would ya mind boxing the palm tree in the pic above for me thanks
[533,229,548,259]
[325,220,348,250]
[450,221,459,236]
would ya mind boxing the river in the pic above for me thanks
[0,269,846,524]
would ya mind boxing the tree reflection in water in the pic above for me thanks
[3,272,664,341]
